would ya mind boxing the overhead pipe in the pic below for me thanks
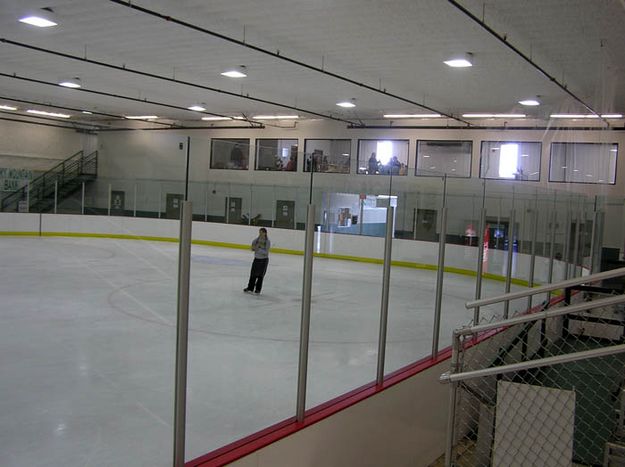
[107,0,469,125]
[447,0,609,126]
[0,39,357,127]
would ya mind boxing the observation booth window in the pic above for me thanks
[319,192,397,238]
[210,138,250,170]
[304,139,351,173]
[416,140,472,177]
[358,139,409,175]
[255,139,299,171]
[549,142,617,184]
[480,141,541,181]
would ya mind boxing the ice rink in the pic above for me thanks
[0,236,522,467]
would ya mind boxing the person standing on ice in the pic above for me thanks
[244,228,271,294]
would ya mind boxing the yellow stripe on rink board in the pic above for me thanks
[0,230,535,286]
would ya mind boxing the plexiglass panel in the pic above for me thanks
[549,142,617,184]
[416,140,472,177]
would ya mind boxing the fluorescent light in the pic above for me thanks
[602,114,623,118]
[252,115,299,120]
[383,113,441,118]
[125,115,158,119]
[337,99,356,108]
[520,154,529,157]
[519,98,540,106]
[58,78,81,89]
[201,116,232,121]
[188,105,206,112]
[444,53,473,68]
[221,66,247,78]
[0,105,18,111]
[82,111,93,114]
[550,114,599,119]
[573,169,579,172]
[561,166,567,169]
[27,109,70,118]
[423,155,430,158]
[463,113,526,118]
[19,10,57,28]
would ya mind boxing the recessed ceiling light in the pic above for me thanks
[252,115,299,120]
[19,9,57,28]
[0,105,18,111]
[336,99,356,108]
[188,104,206,112]
[519,98,540,106]
[383,113,441,118]
[58,78,81,89]
[27,109,70,118]
[462,113,526,118]
[444,52,473,68]
[221,66,247,78]
[125,115,158,120]
[201,116,232,121]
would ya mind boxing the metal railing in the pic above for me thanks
[441,267,625,467]
[0,150,98,212]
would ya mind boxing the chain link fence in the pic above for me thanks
[441,287,625,466]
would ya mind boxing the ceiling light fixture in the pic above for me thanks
[252,115,299,120]
[601,114,623,118]
[27,109,70,118]
[462,113,526,118]
[221,65,247,78]
[201,116,232,121]
[125,115,158,120]
[519,97,540,106]
[19,8,58,27]
[336,99,356,108]
[188,104,206,112]
[81,111,93,114]
[550,114,599,119]
[0,105,18,111]
[444,52,473,68]
[383,113,441,118]
[58,77,81,89]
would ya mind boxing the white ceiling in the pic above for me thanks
[0,0,624,129]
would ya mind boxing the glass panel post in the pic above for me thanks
[173,201,192,467]
[54,180,58,214]
[503,208,516,318]
[527,203,539,310]
[296,204,315,422]
[572,209,582,278]
[376,206,394,384]
[107,183,112,216]
[473,181,487,325]
[133,184,137,217]
[81,182,85,215]
[432,176,448,358]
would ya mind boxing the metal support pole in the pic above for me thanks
[589,209,601,274]
[133,184,137,217]
[54,180,58,214]
[107,183,112,216]
[444,334,461,467]
[432,205,448,357]
[204,185,209,222]
[376,206,394,385]
[547,210,557,301]
[572,210,582,278]
[81,182,85,215]
[173,201,193,467]
[158,185,162,219]
[564,209,572,279]
[473,182,487,325]
[296,204,316,422]
[359,198,364,235]
[526,207,539,310]
[503,209,516,318]
[26,181,30,212]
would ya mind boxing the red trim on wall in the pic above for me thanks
[186,294,567,467]
[186,350,452,467]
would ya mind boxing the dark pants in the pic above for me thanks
[247,258,268,292]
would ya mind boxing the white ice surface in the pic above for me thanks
[0,236,523,467]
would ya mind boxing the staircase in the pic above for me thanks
[0,150,98,213]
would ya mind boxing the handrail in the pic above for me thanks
[465,266,625,309]
[457,293,625,337]
[440,343,625,383]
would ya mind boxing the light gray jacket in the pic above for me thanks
[252,236,271,259]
